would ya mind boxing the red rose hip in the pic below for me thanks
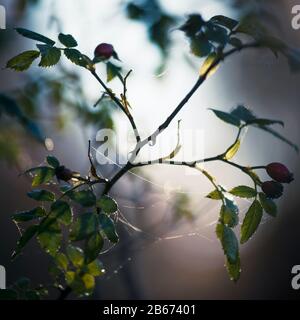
[266,162,294,183]
[261,181,284,199]
[94,43,114,59]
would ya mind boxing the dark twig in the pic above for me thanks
[90,69,141,143]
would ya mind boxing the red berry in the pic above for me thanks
[266,162,294,183]
[261,181,284,199]
[55,166,73,182]
[94,43,114,59]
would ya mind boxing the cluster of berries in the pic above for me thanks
[261,163,294,199]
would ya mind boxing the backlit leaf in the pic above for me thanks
[37,222,62,256]
[99,214,119,243]
[224,140,241,160]
[12,207,46,222]
[37,44,61,67]
[6,50,40,71]
[200,53,219,77]
[84,232,104,264]
[64,49,89,68]
[229,186,257,198]
[50,200,73,225]
[216,223,239,264]
[226,255,241,282]
[27,189,55,202]
[106,62,121,82]
[67,190,96,207]
[12,225,39,259]
[259,192,277,217]
[206,189,222,200]
[220,205,239,228]
[55,253,68,271]
[86,259,105,277]
[25,166,55,186]
[70,212,98,241]
[67,245,84,268]
[97,195,118,214]
[241,200,263,244]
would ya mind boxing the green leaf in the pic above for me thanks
[37,44,61,67]
[210,15,238,30]
[67,190,96,207]
[84,232,104,264]
[106,62,121,82]
[37,222,62,256]
[220,205,239,228]
[81,274,95,292]
[204,23,229,45]
[99,214,119,243]
[259,192,277,217]
[66,245,84,268]
[246,118,284,127]
[209,109,241,127]
[55,253,68,271]
[66,272,95,296]
[86,259,105,276]
[27,189,55,202]
[12,225,39,259]
[256,126,299,153]
[6,50,40,71]
[64,49,90,68]
[50,200,73,225]
[190,37,212,57]
[58,33,78,48]
[230,105,255,122]
[0,289,18,300]
[241,200,263,244]
[16,28,55,45]
[46,156,60,169]
[224,197,239,215]
[224,139,241,160]
[229,105,298,152]
[70,212,99,241]
[206,189,222,200]
[12,207,46,222]
[226,255,241,282]
[229,186,257,198]
[97,195,118,214]
[216,223,239,264]
[25,166,55,186]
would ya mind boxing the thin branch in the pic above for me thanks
[131,42,261,158]
[90,69,141,144]
[88,140,102,180]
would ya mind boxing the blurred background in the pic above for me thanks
[0,0,300,299]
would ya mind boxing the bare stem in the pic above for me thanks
[90,69,141,143]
